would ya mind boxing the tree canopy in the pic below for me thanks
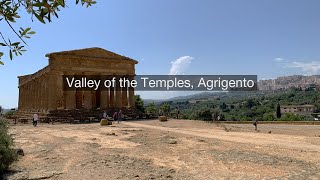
[0,0,96,65]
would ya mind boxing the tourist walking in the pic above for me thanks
[118,110,122,123]
[113,111,118,123]
[33,113,38,127]
[253,118,258,131]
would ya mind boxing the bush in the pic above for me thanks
[196,109,212,121]
[4,110,17,118]
[263,112,276,121]
[0,118,17,175]
[278,113,305,121]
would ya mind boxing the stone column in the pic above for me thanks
[34,79,37,111]
[25,84,29,112]
[48,73,57,110]
[30,81,35,111]
[84,90,93,109]
[24,85,27,111]
[121,85,128,107]
[65,73,76,110]
[31,82,34,111]
[128,76,135,108]
[18,85,22,111]
[65,90,76,110]
[36,78,41,111]
[28,83,32,112]
[56,72,64,109]
[109,77,115,108]
[100,76,109,109]
[92,91,97,109]
[42,76,48,112]
[39,78,43,111]
[115,76,121,108]
[19,85,23,111]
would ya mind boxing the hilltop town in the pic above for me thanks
[258,75,320,91]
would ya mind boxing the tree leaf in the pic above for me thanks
[0,61,4,65]
[34,13,46,24]
[9,50,13,60]
[28,31,36,35]
[32,2,45,7]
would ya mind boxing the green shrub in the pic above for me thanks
[0,118,17,175]
[278,113,305,121]
[4,110,17,118]
[263,112,276,121]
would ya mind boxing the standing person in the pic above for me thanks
[33,113,38,127]
[113,111,118,123]
[176,108,180,119]
[253,118,258,131]
[103,110,107,119]
[118,110,122,123]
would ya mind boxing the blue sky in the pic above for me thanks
[1,0,320,108]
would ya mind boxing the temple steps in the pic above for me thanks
[16,108,142,123]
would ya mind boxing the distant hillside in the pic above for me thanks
[144,91,275,104]
[144,74,320,104]
[146,88,320,121]
[259,75,320,91]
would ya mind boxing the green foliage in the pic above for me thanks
[134,95,145,113]
[0,0,96,64]
[263,112,276,121]
[145,102,158,114]
[196,108,212,121]
[161,89,320,121]
[278,113,305,121]
[160,103,170,116]
[0,118,17,174]
[4,110,16,118]
[276,103,281,118]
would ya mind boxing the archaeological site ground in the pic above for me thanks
[3,119,320,179]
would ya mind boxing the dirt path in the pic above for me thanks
[4,120,320,180]
[123,121,320,152]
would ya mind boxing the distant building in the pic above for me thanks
[280,105,315,115]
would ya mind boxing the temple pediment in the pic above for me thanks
[45,47,138,63]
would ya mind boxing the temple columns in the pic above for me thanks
[84,90,93,109]
[128,76,135,108]
[115,76,121,108]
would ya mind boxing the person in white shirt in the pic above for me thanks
[103,111,108,119]
[33,113,38,127]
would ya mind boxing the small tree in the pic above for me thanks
[219,102,227,110]
[134,95,145,113]
[276,103,281,118]
[145,102,157,115]
[160,103,170,116]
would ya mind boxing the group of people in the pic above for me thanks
[32,110,124,127]
[103,110,123,123]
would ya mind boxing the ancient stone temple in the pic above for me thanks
[17,47,137,115]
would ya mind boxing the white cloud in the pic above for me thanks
[274,57,284,62]
[287,61,320,75]
[169,56,194,75]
